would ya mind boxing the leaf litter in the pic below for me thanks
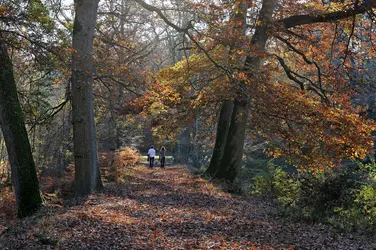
[0,164,374,249]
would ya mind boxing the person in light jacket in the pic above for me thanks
[147,145,156,168]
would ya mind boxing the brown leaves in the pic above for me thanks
[100,147,141,183]
[0,164,373,249]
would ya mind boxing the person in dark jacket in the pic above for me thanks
[159,146,166,168]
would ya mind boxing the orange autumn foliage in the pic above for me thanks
[250,80,376,173]
[136,0,376,173]
[100,147,141,182]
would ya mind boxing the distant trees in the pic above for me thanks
[94,0,160,151]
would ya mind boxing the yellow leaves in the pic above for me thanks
[20,40,29,47]
[234,72,248,81]
[183,85,192,92]
[119,39,127,46]
[271,148,282,158]
[206,215,214,224]
[158,47,228,82]
[119,66,128,71]
[67,47,77,53]
[161,213,167,222]
[0,5,8,16]
[138,46,235,139]
[236,50,245,55]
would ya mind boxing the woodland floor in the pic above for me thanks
[0,163,375,250]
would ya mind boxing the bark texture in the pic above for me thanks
[71,0,102,197]
[216,99,248,181]
[0,37,42,217]
[205,101,233,176]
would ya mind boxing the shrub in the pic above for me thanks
[329,162,376,233]
[250,161,275,197]
[356,184,376,218]
[251,160,376,235]
[273,169,301,208]
[330,184,376,232]
[251,161,300,207]
[100,147,141,183]
[296,167,367,221]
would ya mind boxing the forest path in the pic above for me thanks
[0,164,374,249]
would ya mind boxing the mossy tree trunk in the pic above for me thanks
[71,0,102,197]
[205,101,233,176]
[0,36,42,217]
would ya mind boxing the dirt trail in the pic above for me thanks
[0,164,374,249]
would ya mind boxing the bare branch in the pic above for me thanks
[131,0,233,79]
[275,35,325,94]
[274,54,305,90]
[276,0,376,29]
[132,0,193,32]
[274,54,330,104]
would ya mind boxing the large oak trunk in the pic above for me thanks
[205,101,233,176]
[212,0,277,183]
[215,99,248,181]
[206,1,247,180]
[71,0,102,197]
[0,37,42,217]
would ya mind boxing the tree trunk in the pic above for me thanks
[205,101,233,176]
[0,37,42,217]
[206,1,247,178]
[215,99,248,181]
[214,0,277,182]
[71,0,102,197]
[174,127,191,164]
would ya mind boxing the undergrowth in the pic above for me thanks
[251,160,376,236]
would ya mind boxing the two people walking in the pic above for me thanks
[147,145,166,168]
